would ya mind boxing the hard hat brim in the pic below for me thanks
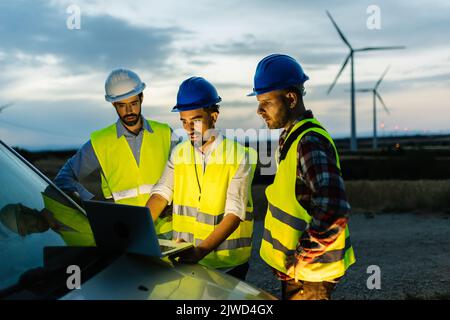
[105,82,146,103]
[171,105,205,112]
[246,78,309,97]
[171,96,222,112]
[246,87,279,97]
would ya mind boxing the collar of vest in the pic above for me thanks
[279,118,325,162]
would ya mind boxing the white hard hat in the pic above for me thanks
[104,68,146,102]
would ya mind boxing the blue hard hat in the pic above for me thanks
[172,77,222,112]
[247,54,309,96]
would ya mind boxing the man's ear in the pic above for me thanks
[285,91,298,109]
[210,111,219,125]
[140,93,144,104]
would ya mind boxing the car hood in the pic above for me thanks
[61,253,276,300]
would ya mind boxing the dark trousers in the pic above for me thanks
[281,278,337,300]
[226,262,250,281]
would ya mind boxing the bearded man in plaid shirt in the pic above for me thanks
[248,54,356,300]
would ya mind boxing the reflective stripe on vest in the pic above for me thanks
[173,230,252,251]
[111,184,155,201]
[268,203,308,231]
[172,138,256,269]
[259,118,356,282]
[173,204,254,225]
[91,119,172,235]
[262,227,353,263]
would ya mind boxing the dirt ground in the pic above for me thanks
[245,213,450,300]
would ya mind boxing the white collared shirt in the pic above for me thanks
[151,131,252,221]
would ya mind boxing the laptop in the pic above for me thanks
[83,200,192,257]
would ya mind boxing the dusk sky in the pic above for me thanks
[0,0,449,150]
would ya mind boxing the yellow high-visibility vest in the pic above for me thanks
[91,119,172,237]
[171,138,256,269]
[260,118,356,282]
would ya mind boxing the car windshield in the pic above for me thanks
[0,142,94,291]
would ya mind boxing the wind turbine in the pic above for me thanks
[326,10,404,152]
[355,66,391,150]
[0,103,14,114]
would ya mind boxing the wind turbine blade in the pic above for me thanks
[354,46,405,52]
[375,91,390,114]
[326,10,352,49]
[0,103,14,113]
[327,54,351,94]
[375,66,390,90]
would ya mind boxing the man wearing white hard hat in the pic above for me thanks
[55,68,174,238]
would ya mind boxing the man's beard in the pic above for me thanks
[119,112,141,126]
[190,122,216,149]
[267,111,290,129]
[270,100,291,129]
[190,132,210,148]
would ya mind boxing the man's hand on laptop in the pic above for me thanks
[173,243,208,264]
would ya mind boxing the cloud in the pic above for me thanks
[0,0,181,72]
[0,0,188,104]
[182,33,349,70]
[1,0,450,150]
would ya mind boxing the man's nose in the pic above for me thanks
[193,121,204,132]
[184,121,194,132]
[257,104,264,115]
[125,103,133,113]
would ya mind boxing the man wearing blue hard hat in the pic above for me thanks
[249,54,355,299]
[54,68,174,238]
[146,77,257,280]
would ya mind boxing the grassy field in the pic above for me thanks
[253,180,450,218]
[345,180,450,213]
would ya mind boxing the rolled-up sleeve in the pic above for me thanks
[150,150,175,204]
[224,156,252,221]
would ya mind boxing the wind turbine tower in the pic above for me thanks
[326,10,404,151]
[356,67,391,150]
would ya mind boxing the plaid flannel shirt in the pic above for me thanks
[273,110,351,282]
